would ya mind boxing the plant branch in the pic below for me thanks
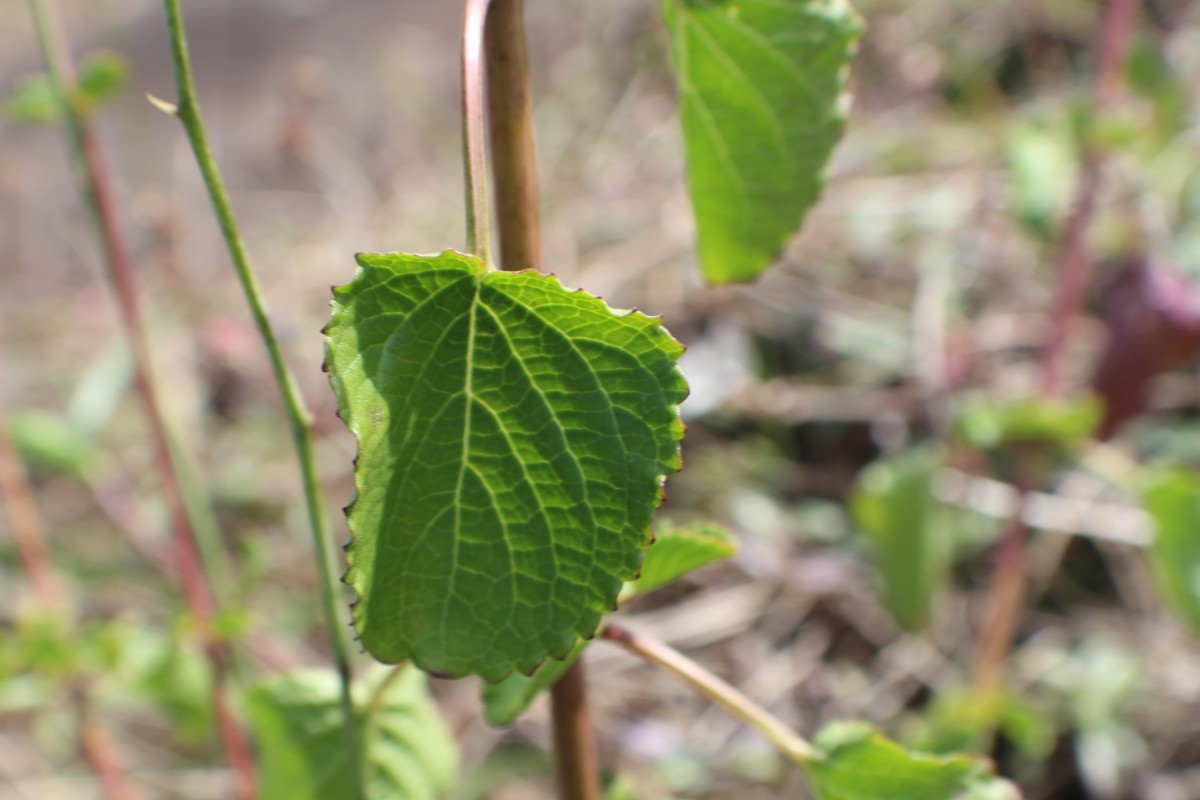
[26,1,255,796]
[479,2,600,796]
[549,660,602,800]
[74,683,139,800]
[158,1,362,796]
[1039,0,1139,396]
[463,0,494,264]
[983,0,1140,712]
[0,395,64,609]
[485,0,542,272]
[971,478,1031,701]
[602,624,816,765]
[1,391,137,799]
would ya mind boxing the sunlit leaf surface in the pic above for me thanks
[664,0,861,283]
[326,251,687,679]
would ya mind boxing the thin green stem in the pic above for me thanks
[602,624,816,765]
[462,0,494,265]
[159,1,361,796]
[26,2,253,796]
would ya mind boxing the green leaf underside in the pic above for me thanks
[484,524,735,725]
[805,723,1019,800]
[248,666,456,800]
[483,637,587,726]
[664,0,862,283]
[326,252,687,680]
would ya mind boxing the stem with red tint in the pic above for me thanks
[26,1,255,796]
[0,395,64,609]
[1039,0,1140,396]
[475,1,600,796]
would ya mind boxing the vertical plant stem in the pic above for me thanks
[549,661,602,800]
[976,0,1140,713]
[602,625,815,765]
[1039,0,1139,396]
[0,397,64,609]
[158,2,361,795]
[971,481,1031,702]
[463,0,494,265]
[74,684,139,800]
[26,2,255,797]
[481,2,601,796]
[485,0,543,273]
[0,373,136,796]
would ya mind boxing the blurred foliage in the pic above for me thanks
[1140,468,1200,631]
[850,446,952,631]
[2,49,129,124]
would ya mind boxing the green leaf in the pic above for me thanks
[955,395,1101,454]
[804,722,1019,800]
[1007,121,1078,241]
[482,638,587,727]
[903,688,1056,762]
[325,251,687,680]
[248,666,457,800]
[1140,468,1200,631]
[663,0,862,283]
[622,522,738,600]
[75,50,130,110]
[8,410,98,479]
[484,523,735,725]
[850,447,951,631]
[3,73,62,125]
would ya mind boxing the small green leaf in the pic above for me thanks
[3,73,62,124]
[622,522,738,600]
[326,251,687,680]
[1007,121,1078,241]
[955,395,1101,454]
[663,0,862,283]
[75,50,130,110]
[248,666,457,800]
[133,630,215,744]
[482,638,588,727]
[1140,468,1200,631]
[850,447,951,631]
[8,410,98,479]
[903,688,1056,762]
[804,722,1019,800]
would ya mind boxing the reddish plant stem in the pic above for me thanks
[0,396,64,609]
[479,1,601,796]
[485,0,543,273]
[549,660,603,800]
[75,685,139,800]
[1039,0,1139,396]
[971,478,1031,701]
[27,2,256,796]
[0,371,137,797]
[462,0,494,261]
[980,0,1140,704]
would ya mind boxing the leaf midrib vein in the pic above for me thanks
[441,278,480,651]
